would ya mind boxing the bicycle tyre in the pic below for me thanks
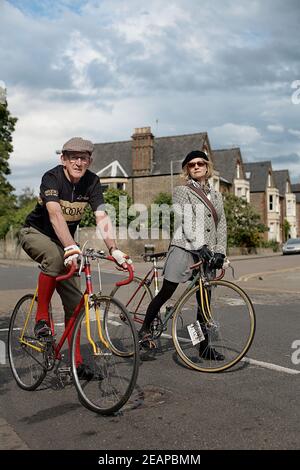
[172,280,256,372]
[110,276,153,324]
[8,294,47,390]
[71,296,139,415]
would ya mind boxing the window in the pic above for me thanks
[237,187,242,197]
[236,163,240,179]
[117,182,125,190]
[269,194,273,211]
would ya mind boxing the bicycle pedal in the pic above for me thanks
[139,338,157,350]
[57,367,71,375]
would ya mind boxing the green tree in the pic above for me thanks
[18,187,36,208]
[283,218,291,241]
[223,193,267,248]
[149,192,174,236]
[0,188,37,238]
[0,99,18,237]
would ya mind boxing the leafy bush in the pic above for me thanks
[223,193,268,248]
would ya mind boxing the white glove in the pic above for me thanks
[64,244,81,267]
[111,249,132,266]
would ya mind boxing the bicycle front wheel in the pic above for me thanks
[71,296,139,415]
[8,294,47,390]
[172,280,256,372]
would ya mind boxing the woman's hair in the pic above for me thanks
[180,158,214,181]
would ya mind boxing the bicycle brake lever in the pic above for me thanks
[78,254,84,276]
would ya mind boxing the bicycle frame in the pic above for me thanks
[19,252,133,362]
[159,264,225,331]
[128,258,225,336]
[126,259,162,325]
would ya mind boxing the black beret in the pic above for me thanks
[182,150,209,168]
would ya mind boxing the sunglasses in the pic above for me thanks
[187,161,207,169]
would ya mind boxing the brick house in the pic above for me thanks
[273,170,297,240]
[291,183,300,237]
[212,148,250,202]
[244,161,281,242]
[91,127,220,206]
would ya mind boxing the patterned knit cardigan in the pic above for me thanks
[171,185,227,255]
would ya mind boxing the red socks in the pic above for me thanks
[36,272,82,365]
[36,272,56,324]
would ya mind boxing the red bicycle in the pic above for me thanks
[8,248,139,415]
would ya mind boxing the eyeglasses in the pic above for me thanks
[66,153,91,164]
[187,161,207,169]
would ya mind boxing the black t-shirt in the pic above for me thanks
[25,165,105,243]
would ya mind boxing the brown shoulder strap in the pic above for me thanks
[186,182,219,226]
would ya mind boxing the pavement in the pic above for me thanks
[0,250,299,450]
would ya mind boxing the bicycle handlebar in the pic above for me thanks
[56,263,77,282]
[55,252,134,286]
[189,259,225,280]
[109,259,134,286]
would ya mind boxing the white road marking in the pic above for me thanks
[2,327,299,375]
[158,333,300,374]
[241,357,300,374]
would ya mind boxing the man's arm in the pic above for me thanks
[46,201,75,247]
[95,210,131,267]
[95,210,118,253]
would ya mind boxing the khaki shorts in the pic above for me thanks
[19,226,83,321]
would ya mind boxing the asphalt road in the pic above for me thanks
[0,255,300,451]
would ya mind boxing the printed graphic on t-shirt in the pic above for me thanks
[44,189,59,197]
[59,200,88,222]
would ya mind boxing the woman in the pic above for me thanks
[139,150,227,360]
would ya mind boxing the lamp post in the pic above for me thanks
[170,159,182,195]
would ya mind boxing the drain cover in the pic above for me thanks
[124,385,173,410]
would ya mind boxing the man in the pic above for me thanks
[19,137,131,379]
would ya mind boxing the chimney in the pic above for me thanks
[131,127,154,176]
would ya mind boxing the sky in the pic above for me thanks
[1,0,300,194]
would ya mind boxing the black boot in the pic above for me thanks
[198,327,225,361]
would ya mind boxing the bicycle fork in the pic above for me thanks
[84,294,110,355]
[198,278,213,324]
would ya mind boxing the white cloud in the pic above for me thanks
[2,0,300,191]
[209,123,261,147]
[288,129,300,138]
[267,124,284,132]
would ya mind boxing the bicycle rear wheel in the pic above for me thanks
[172,280,256,372]
[8,294,47,390]
[71,296,139,415]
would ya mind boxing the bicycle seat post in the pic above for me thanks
[152,257,160,295]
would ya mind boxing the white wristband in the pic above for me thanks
[64,244,78,252]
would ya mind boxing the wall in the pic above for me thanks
[127,174,182,206]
